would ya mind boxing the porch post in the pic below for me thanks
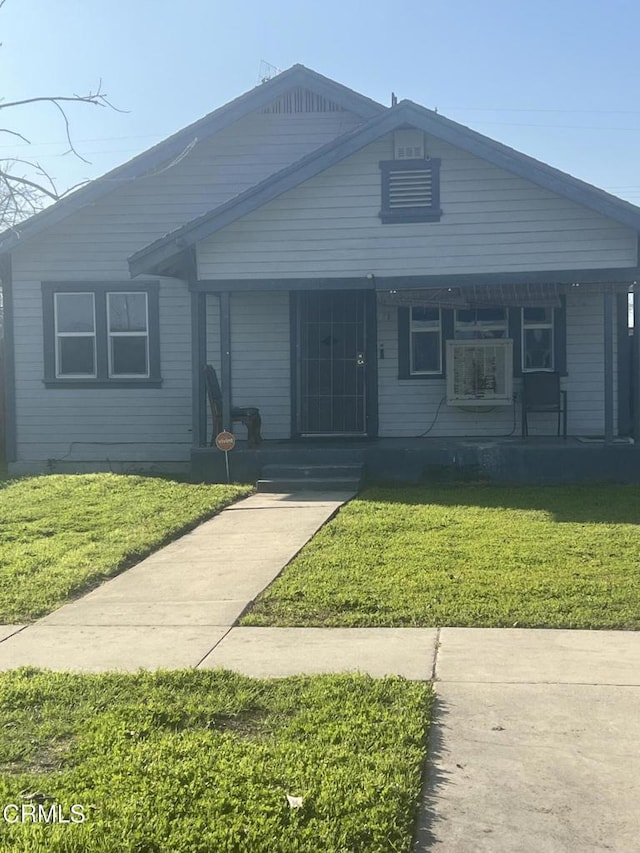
[190,291,207,446]
[219,291,232,432]
[634,286,640,441]
[603,287,614,443]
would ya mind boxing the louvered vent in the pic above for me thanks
[262,87,345,113]
[388,166,434,211]
[446,339,513,406]
[380,157,441,223]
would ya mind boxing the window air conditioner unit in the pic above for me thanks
[446,339,513,406]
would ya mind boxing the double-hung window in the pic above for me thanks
[54,292,97,377]
[410,307,442,374]
[521,307,554,370]
[43,282,161,387]
[107,292,150,377]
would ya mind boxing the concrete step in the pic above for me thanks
[257,447,367,465]
[261,464,363,479]
[256,477,361,493]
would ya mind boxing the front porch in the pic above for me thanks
[191,436,640,486]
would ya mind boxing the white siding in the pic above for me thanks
[206,291,290,441]
[11,102,362,467]
[198,134,637,278]
[378,288,617,437]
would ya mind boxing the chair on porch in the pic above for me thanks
[204,364,262,448]
[521,371,567,438]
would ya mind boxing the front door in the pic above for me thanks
[296,291,370,435]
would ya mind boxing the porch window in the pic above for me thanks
[54,292,97,377]
[454,307,507,339]
[42,282,161,388]
[521,307,554,370]
[410,307,442,374]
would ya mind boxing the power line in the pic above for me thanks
[441,106,640,115]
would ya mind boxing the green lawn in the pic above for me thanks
[0,474,252,623]
[243,484,640,629]
[0,669,431,853]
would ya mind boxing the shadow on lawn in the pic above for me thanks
[361,483,640,526]
[412,692,452,851]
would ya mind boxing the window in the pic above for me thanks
[398,305,448,379]
[454,307,507,340]
[54,292,96,377]
[42,282,161,387]
[398,298,566,380]
[410,307,441,374]
[379,158,441,224]
[522,307,554,370]
[107,292,149,377]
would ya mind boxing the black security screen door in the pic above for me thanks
[297,291,367,434]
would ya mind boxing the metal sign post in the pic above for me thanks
[214,431,236,483]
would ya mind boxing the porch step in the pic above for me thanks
[256,464,364,493]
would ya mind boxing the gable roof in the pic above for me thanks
[0,65,384,255]
[129,99,640,278]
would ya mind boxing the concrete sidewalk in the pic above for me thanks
[414,629,640,853]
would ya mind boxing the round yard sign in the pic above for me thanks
[215,431,236,452]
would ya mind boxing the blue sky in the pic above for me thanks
[3,0,640,204]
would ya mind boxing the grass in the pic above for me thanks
[0,669,432,853]
[0,474,252,623]
[243,484,640,629]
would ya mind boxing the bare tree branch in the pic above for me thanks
[0,169,59,201]
[0,127,30,143]
[0,87,122,227]
[0,1,124,229]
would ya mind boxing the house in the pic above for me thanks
[1,65,640,483]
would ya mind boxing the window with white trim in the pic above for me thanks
[454,307,507,340]
[522,307,554,370]
[410,307,441,374]
[107,292,149,377]
[42,282,161,388]
[54,292,97,377]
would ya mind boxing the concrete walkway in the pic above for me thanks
[0,491,639,850]
[0,491,353,671]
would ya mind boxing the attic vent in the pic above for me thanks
[379,158,442,223]
[388,168,433,209]
[262,87,345,114]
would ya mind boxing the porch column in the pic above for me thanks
[190,291,207,447]
[603,287,614,443]
[219,291,232,432]
[634,286,640,441]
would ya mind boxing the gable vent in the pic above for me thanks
[262,87,345,114]
[379,157,442,223]
[388,166,434,210]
